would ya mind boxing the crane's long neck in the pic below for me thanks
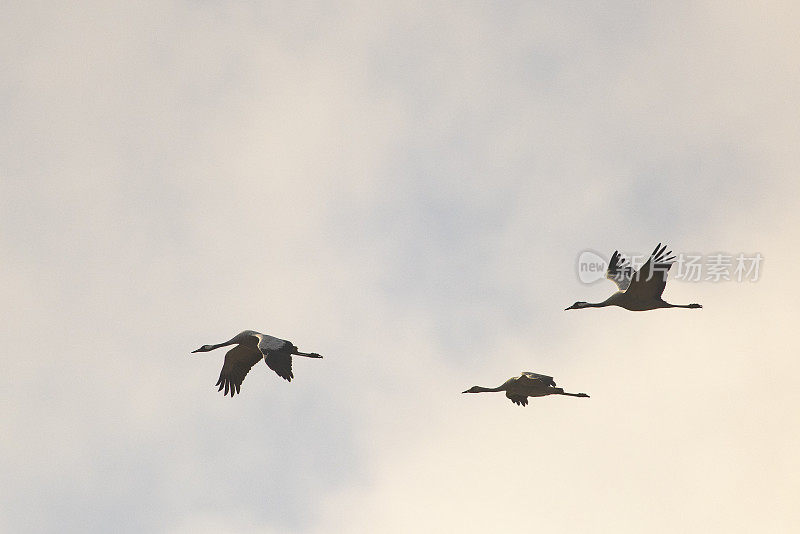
[209,338,239,351]
[578,295,619,308]
[475,385,506,393]
[592,293,624,308]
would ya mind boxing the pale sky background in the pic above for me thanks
[2,1,800,533]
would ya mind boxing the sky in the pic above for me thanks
[2,1,799,532]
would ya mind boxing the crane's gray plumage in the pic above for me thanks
[462,372,589,407]
[520,371,556,388]
[192,330,322,396]
[566,243,703,311]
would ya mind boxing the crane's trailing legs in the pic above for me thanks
[294,350,323,358]
[557,390,590,398]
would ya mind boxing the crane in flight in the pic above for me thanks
[462,372,589,406]
[192,330,322,396]
[566,243,702,311]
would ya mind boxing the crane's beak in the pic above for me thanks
[191,348,202,353]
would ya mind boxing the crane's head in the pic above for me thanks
[565,301,588,310]
[462,386,484,394]
[191,344,215,353]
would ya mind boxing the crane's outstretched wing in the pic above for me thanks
[625,243,676,300]
[264,350,293,381]
[606,250,634,291]
[258,336,294,381]
[521,372,556,387]
[506,391,529,406]
[216,344,263,397]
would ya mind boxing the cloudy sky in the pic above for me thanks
[2,1,799,532]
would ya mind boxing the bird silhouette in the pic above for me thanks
[192,330,322,396]
[566,243,702,311]
[462,372,589,406]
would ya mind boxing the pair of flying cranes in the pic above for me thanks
[193,243,701,406]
